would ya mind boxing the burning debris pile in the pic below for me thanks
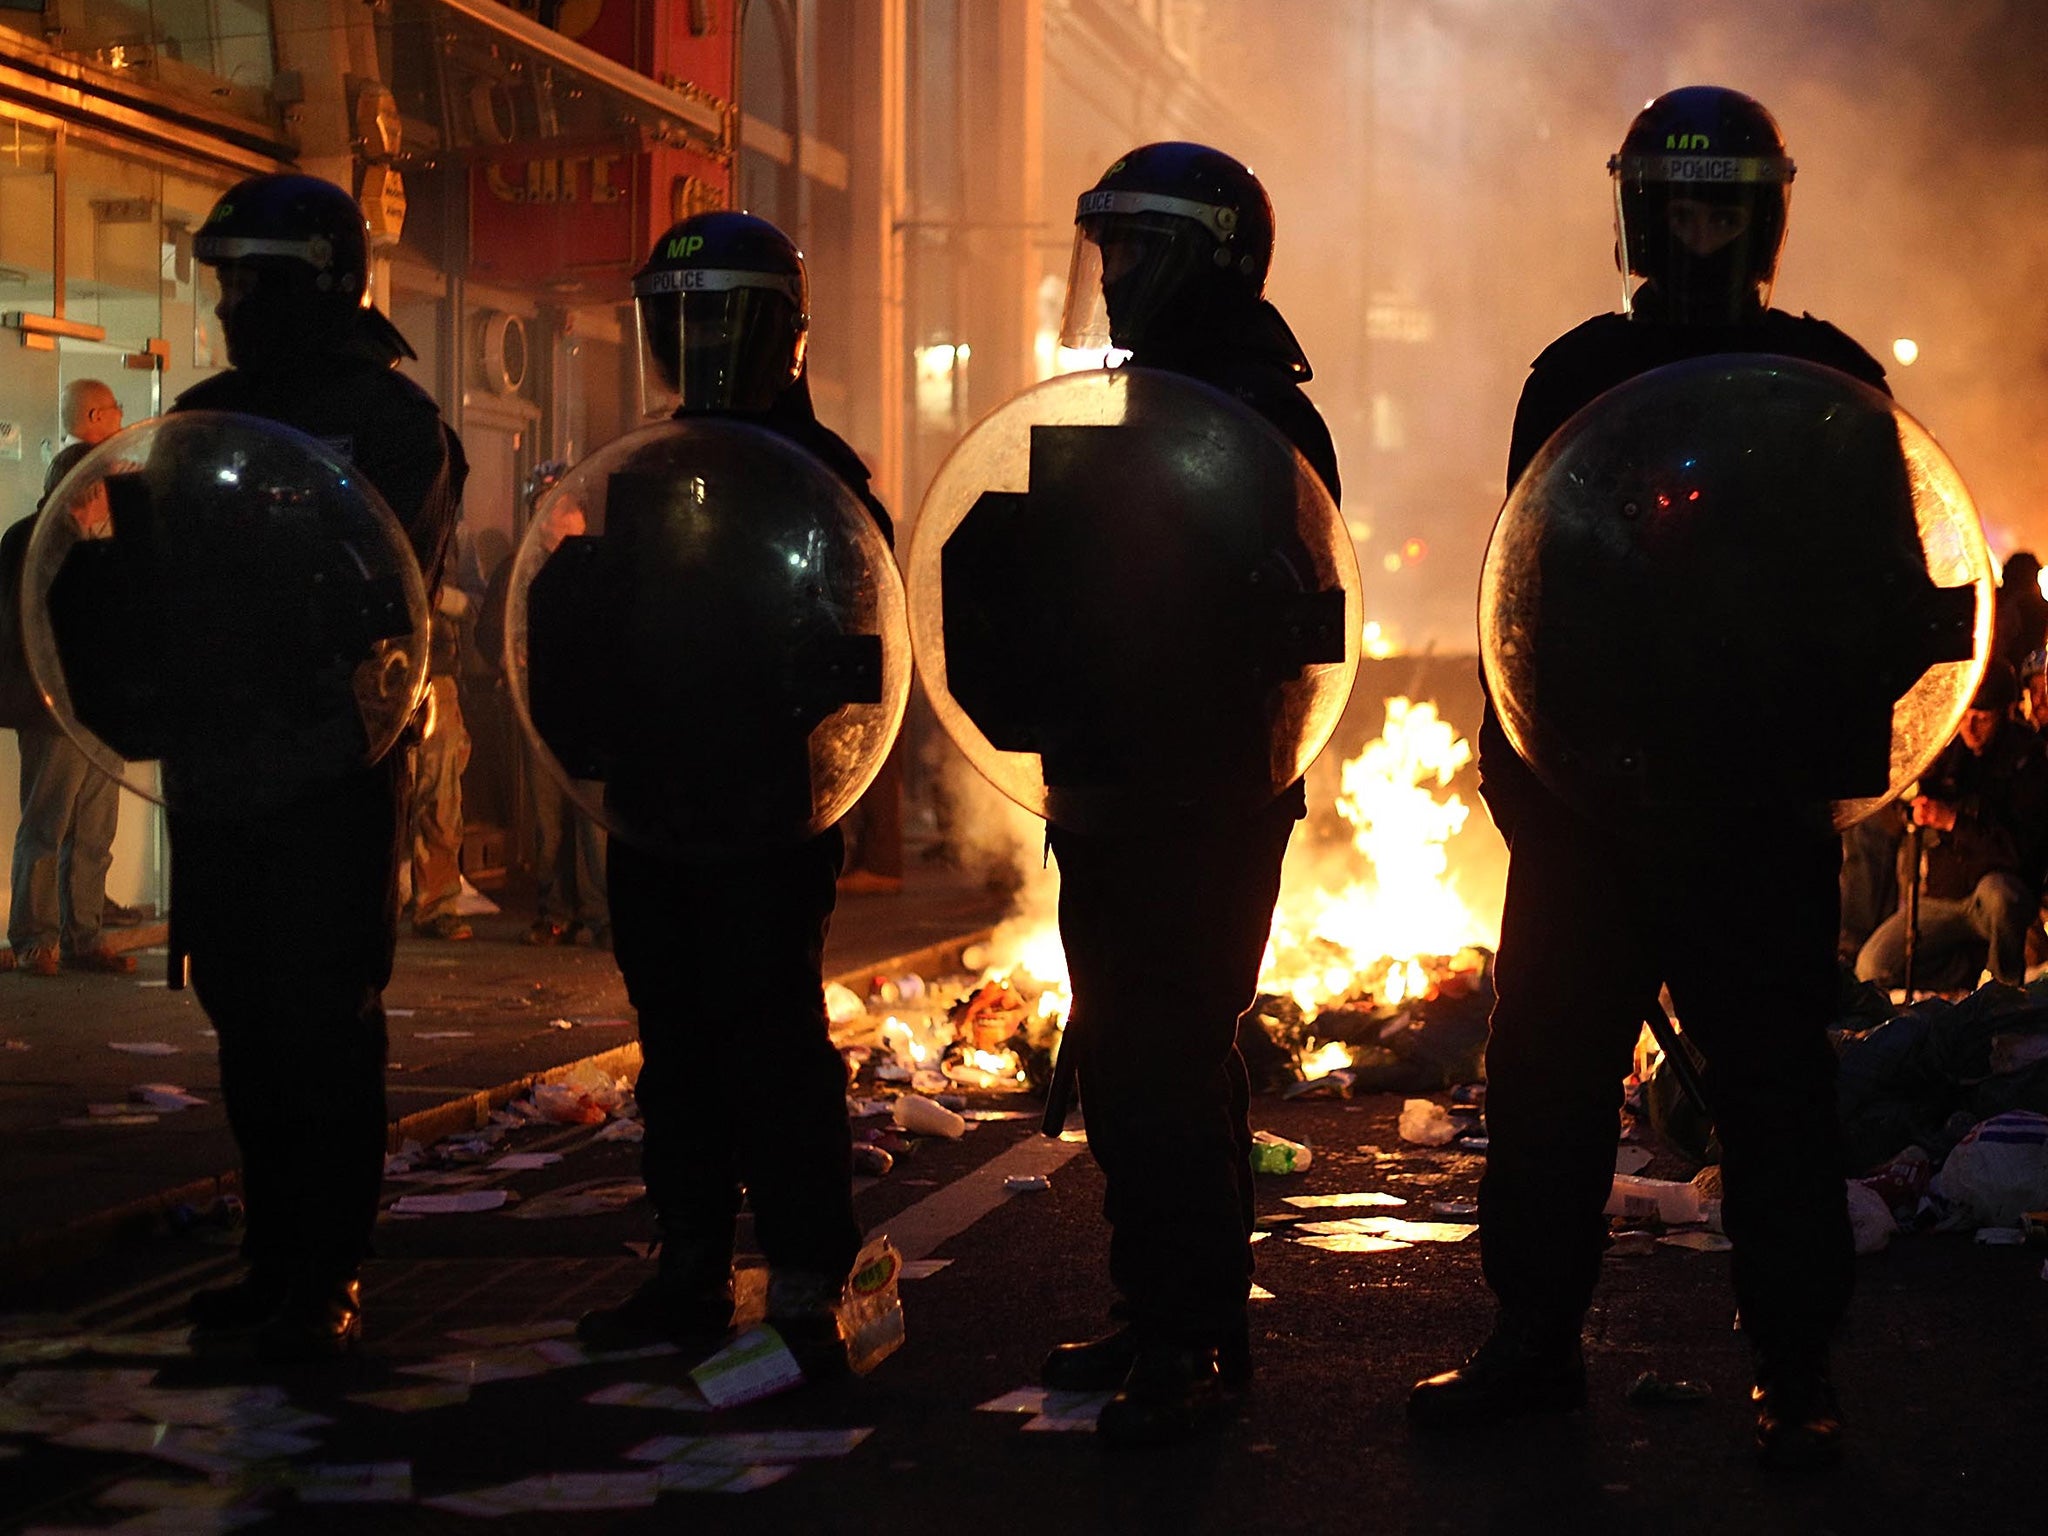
[834,695,1505,1107]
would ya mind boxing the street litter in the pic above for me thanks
[1283,1191,1404,1209]
[1605,1174,1704,1225]
[1607,1230,1659,1257]
[689,1327,806,1409]
[1657,1231,1734,1253]
[2,1039,27,1051]
[390,1189,512,1215]
[397,1346,563,1386]
[132,1084,206,1111]
[1626,1371,1711,1405]
[346,1383,471,1413]
[1398,1098,1459,1146]
[107,1041,180,1055]
[1003,1174,1052,1193]
[522,1064,633,1125]
[425,1470,664,1516]
[1615,1146,1653,1174]
[1250,1284,1276,1301]
[655,1462,794,1493]
[1845,1180,1899,1254]
[62,1113,157,1127]
[446,1321,577,1347]
[1295,1233,1411,1253]
[586,1381,712,1411]
[1250,1129,1312,1173]
[488,1152,563,1172]
[628,1428,872,1463]
[900,1259,953,1280]
[593,1117,646,1142]
[52,1419,323,1475]
[412,1030,474,1040]
[842,1238,907,1374]
[1974,1227,2028,1245]
[977,1387,1111,1432]
[532,1337,678,1369]
[1431,1200,1478,1217]
[1297,1216,1475,1243]
[291,1461,413,1504]
[893,1093,967,1138]
[503,1179,646,1219]
[1928,1111,2048,1229]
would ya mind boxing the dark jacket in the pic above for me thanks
[0,443,102,729]
[1909,723,2048,900]
[1479,308,1889,840]
[693,370,894,546]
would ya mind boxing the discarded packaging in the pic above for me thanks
[1249,1129,1312,1174]
[1282,1191,1402,1209]
[1657,1231,1733,1253]
[389,1190,512,1215]
[892,1093,966,1138]
[1605,1175,1703,1225]
[1845,1179,1899,1255]
[1003,1174,1052,1194]
[841,1237,906,1375]
[690,1326,807,1409]
[1398,1098,1458,1146]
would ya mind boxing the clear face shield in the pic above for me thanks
[632,269,808,417]
[1611,150,1792,325]
[1058,189,1238,356]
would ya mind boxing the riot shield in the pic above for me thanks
[1479,355,1991,833]
[503,418,910,859]
[21,412,430,818]
[907,367,1360,833]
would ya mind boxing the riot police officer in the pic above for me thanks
[572,213,887,1365]
[1039,143,1341,1445]
[176,175,466,1359]
[1409,88,1882,1467]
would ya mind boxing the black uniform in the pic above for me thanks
[1475,308,1884,1366]
[606,378,887,1290]
[167,355,463,1292]
[1052,299,1339,1347]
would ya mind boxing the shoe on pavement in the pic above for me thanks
[577,1274,735,1353]
[1408,1313,1587,1430]
[1753,1361,1844,1470]
[523,919,566,947]
[65,945,136,974]
[412,913,474,941]
[256,1278,363,1364]
[1096,1341,1234,1448]
[766,1268,851,1380]
[18,945,61,978]
[102,901,149,928]
[1044,1322,1251,1393]
[189,1271,291,1338]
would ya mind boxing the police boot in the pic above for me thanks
[1407,1310,1586,1430]
[766,1268,849,1381]
[1044,1320,1252,1393]
[578,1235,735,1353]
[1752,1354,1843,1470]
[188,1269,290,1342]
[1096,1340,1234,1449]
[255,1277,363,1364]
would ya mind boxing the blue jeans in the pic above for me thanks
[10,723,117,955]
[1855,871,2031,989]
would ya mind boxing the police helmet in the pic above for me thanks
[632,212,809,415]
[1059,142,1275,354]
[1610,87,1794,325]
[194,175,413,364]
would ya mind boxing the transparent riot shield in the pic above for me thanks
[504,418,910,860]
[907,367,1360,834]
[21,412,430,818]
[1479,354,1991,833]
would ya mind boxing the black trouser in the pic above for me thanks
[608,828,860,1282]
[1050,796,1296,1345]
[173,761,404,1286]
[1479,800,1854,1365]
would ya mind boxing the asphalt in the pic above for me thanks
[0,863,1011,1279]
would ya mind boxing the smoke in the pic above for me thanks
[1152,0,2048,649]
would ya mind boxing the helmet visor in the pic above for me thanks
[1058,212,1217,355]
[1611,151,1793,324]
[632,268,807,416]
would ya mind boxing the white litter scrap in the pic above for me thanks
[63,1114,159,1128]
[412,1030,473,1041]
[389,1189,512,1215]
[628,1429,873,1464]
[1297,1216,1476,1244]
[503,1179,646,1219]
[52,1420,323,1476]
[688,1327,806,1409]
[1657,1231,1734,1253]
[1398,1099,1459,1146]
[1281,1192,1406,1210]
[1295,1234,1411,1254]
[584,1381,712,1412]
[531,1337,678,1369]
[655,1462,793,1493]
[1615,1145,1653,1175]
[108,1041,180,1055]
[291,1461,414,1504]
[396,1346,563,1386]
[899,1259,953,1281]
[488,1152,563,1172]
[973,1389,1110,1432]
[1249,1284,1277,1301]
[346,1383,471,1413]
[425,1470,664,1516]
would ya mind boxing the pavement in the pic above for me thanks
[0,863,1012,1278]
[0,864,2044,1533]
